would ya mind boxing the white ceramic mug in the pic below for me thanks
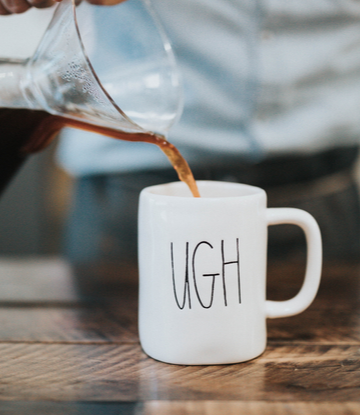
[138,181,322,365]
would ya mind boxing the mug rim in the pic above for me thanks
[141,180,266,200]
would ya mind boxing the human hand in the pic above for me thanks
[0,0,59,15]
[0,0,125,15]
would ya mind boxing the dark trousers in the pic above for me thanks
[63,146,360,263]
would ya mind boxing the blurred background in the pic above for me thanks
[1,5,360,257]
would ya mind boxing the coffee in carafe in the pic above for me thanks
[0,108,49,195]
[0,108,200,197]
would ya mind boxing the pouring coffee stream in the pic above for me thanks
[0,0,200,197]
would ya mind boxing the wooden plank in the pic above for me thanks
[0,257,77,302]
[0,401,359,415]
[142,401,360,415]
[0,401,140,414]
[267,308,360,343]
[0,266,139,343]
[0,257,358,409]
[0,306,138,343]
[0,258,139,304]
[0,343,358,401]
[0,260,357,344]
[0,301,357,344]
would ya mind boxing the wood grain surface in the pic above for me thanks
[0,257,358,414]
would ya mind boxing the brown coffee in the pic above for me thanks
[0,108,200,197]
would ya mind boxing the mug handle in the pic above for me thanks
[265,208,322,319]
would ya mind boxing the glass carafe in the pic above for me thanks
[0,0,182,193]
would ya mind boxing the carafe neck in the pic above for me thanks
[0,59,41,110]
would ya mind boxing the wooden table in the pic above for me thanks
[0,256,359,414]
